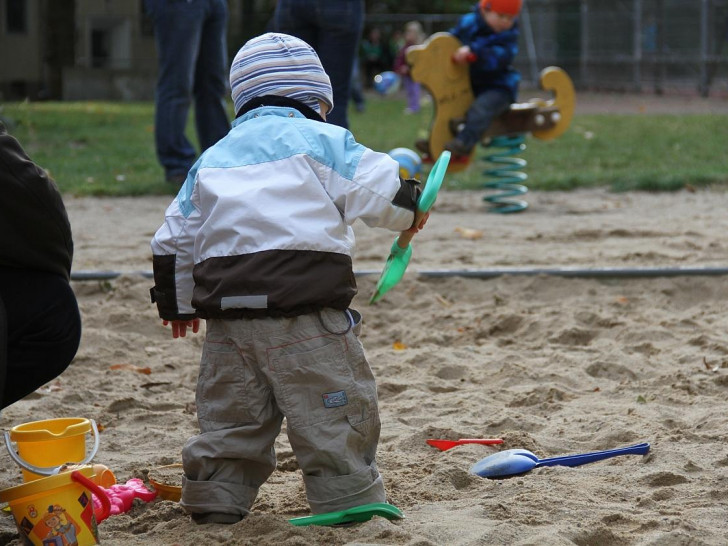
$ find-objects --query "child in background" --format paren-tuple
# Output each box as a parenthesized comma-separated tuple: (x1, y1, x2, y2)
(150, 32, 427, 525)
(444, 0, 522, 156)
(394, 21, 426, 114)
(361, 27, 388, 88)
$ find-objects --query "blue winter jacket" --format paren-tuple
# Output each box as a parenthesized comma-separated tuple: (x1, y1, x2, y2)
(450, 4, 520, 100)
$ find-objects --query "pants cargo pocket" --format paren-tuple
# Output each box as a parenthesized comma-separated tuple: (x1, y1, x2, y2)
(197, 340, 255, 427)
(269, 336, 366, 430)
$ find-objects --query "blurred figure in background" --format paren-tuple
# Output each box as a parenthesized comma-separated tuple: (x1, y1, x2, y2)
(273, 0, 364, 129)
(350, 56, 366, 113)
(393, 21, 426, 114)
(361, 27, 388, 89)
(386, 28, 404, 73)
(445, 0, 522, 157)
(144, 0, 230, 186)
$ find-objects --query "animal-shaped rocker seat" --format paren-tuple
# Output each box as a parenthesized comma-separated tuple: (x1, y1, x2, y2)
(407, 32, 575, 212)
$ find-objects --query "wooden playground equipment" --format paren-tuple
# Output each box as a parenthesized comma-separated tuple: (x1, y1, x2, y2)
(406, 32, 576, 212)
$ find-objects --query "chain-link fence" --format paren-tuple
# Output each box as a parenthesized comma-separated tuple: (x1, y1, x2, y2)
(523, 0, 728, 95)
(368, 0, 728, 96)
(4, 1, 724, 100)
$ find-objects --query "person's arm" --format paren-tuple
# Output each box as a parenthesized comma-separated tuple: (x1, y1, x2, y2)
(319, 130, 422, 232)
(469, 28, 519, 72)
(449, 12, 469, 41)
(0, 122, 73, 279)
(150, 165, 204, 336)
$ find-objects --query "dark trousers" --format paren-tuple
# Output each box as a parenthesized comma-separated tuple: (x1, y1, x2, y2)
(459, 88, 513, 149)
(273, 0, 364, 129)
(0, 269, 81, 409)
(144, 0, 230, 178)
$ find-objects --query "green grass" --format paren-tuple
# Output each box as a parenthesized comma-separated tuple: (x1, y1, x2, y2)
(2, 95, 726, 196)
(2, 101, 166, 196)
(353, 95, 728, 192)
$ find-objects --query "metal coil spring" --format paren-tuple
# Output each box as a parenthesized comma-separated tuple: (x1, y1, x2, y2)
(482, 134, 528, 213)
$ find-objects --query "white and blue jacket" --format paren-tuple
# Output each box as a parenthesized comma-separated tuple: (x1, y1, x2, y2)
(150, 97, 420, 320)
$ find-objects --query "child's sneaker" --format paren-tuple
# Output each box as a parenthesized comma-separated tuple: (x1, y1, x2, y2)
(448, 117, 466, 135)
(443, 138, 472, 156)
(415, 139, 431, 155)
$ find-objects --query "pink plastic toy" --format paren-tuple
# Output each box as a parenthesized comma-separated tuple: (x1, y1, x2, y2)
(92, 478, 157, 522)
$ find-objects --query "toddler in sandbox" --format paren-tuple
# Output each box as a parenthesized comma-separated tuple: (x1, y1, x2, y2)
(150, 32, 427, 524)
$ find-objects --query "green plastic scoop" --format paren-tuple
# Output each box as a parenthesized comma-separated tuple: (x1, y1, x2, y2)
(370, 150, 451, 304)
(288, 502, 404, 527)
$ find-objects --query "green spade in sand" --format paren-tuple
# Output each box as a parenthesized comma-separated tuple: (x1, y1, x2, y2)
(289, 502, 404, 527)
(370, 151, 451, 304)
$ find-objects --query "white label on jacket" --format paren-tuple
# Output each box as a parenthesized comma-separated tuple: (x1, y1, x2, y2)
(220, 295, 268, 309)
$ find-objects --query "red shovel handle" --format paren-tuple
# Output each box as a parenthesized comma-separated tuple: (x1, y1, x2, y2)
(427, 438, 504, 451)
(72, 470, 111, 523)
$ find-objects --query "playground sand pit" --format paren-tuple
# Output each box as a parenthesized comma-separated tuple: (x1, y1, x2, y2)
(3, 86, 728, 544)
(2, 183, 727, 545)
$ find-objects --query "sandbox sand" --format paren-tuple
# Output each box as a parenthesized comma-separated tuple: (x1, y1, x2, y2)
(2, 92, 728, 545)
(2, 185, 727, 546)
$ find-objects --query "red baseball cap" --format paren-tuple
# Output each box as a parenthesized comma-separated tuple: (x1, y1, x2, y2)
(480, 0, 523, 16)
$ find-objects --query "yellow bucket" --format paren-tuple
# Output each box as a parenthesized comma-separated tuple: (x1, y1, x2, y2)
(0, 466, 111, 546)
(4, 418, 100, 482)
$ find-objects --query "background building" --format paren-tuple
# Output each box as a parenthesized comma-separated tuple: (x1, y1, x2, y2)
(1, 0, 727, 101)
(0, 0, 276, 101)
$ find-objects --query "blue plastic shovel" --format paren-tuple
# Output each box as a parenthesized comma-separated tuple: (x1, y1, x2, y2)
(470, 442, 650, 478)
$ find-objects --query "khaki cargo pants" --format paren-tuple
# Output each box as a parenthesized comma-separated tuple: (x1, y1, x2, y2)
(180, 308, 386, 518)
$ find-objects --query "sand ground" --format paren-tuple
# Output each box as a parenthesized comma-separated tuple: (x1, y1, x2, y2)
(1, 92, 727, 545)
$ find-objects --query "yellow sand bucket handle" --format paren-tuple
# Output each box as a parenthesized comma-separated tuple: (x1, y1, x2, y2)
(3, 419, 100, 477)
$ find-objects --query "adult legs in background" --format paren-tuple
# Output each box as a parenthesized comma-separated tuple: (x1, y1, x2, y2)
(350, 57, 366, 113)
(273, 0, 364, 129)
(146, 0, 229, 182)
(0, 269, 81, 409)
(192, 0, 229, 150)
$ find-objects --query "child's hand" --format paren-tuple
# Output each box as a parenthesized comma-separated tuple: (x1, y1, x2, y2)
(405, 210, 429, 235)
(163, 319, 200, 339)
(452, 46, 475, 64)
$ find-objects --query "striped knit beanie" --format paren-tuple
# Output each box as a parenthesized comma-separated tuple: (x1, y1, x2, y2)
(230, 33, 334, 116)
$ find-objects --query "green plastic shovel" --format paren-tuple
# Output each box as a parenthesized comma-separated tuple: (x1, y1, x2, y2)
(370, 150, 451, 304)
(288, 502, 404, 527)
